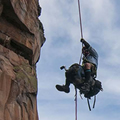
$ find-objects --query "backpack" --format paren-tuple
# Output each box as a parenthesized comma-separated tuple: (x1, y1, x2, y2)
(65, 63, 102, 99)
(61, 63, 103, 111)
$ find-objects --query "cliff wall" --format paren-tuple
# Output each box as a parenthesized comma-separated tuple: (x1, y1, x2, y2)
(0, 0, 45, 120)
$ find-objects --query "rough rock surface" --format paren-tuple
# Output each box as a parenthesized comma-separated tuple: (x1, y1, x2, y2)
(0, 0, 45, 120)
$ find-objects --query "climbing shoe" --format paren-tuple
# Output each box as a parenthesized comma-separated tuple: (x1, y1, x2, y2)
(56, 85, 70, 93)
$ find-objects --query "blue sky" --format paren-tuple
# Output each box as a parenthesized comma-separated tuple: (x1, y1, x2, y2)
(37, 0, 120, 120)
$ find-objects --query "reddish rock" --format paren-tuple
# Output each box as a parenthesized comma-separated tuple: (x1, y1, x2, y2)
(0, 0, 45, 120)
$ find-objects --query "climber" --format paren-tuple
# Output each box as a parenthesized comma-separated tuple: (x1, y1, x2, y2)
(56, 38, 98, 93)
(80, 38, 98, 90)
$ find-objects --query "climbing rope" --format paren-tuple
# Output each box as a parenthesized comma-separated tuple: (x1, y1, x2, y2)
(75, 87, 77, 120)
(75, 0, 84, 120)
(79, 45, 83, 65)
(77, 0, 83, 39)
(78, 0, 83, 65)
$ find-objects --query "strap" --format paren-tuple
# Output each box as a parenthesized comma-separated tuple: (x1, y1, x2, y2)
(87, 98, 91, 111)
(93, 95, 96, 109)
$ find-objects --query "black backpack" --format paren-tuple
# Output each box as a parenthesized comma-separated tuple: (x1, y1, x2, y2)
(64, 63, 102, 98)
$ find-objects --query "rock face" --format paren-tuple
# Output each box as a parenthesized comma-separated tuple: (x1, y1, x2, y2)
(0, 0, 45, 120)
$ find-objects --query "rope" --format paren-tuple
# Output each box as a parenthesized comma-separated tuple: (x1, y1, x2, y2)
(77, 0, 83, 38)
(79, 44, 83, 65)
(75, 87, 77, 120)
(77, 0, 83, 65)
(75, 0, 84, 120)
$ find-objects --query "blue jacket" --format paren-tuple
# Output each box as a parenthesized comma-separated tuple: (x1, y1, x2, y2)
(83, 46, 98, 69)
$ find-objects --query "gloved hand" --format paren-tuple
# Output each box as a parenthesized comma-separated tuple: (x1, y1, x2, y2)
(80, 38, 90, 48)
(81, 38, 86, 43)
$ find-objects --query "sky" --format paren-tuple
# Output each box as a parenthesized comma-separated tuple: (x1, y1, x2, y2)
(37, 0, 120, 120)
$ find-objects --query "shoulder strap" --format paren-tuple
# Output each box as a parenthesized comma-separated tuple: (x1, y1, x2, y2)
(87, 95, 96, 111)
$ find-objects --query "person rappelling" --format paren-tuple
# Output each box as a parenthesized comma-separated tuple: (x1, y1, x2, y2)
(56, 38, 102, 99)
(55, 0, 102, 114)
